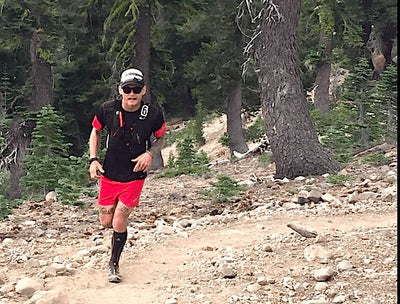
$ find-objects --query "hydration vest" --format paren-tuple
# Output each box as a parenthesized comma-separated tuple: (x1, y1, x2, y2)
(105, 99, 151, 155)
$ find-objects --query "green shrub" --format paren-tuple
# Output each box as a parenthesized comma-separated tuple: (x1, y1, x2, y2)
(258, 151, 272, 166)
(56, 178, 86, 207)
(165, 105, 217, 148)
(311, 103, 357, 164)
(0, 196, 22, 220)
(326, 174, 354, 185)
(0, 171, 11, 198)
(384, 177, 396, 184)
(219, 132, 229, 146)
(160, 137, 210, 177)
(287, 189, 300, 195)
(199, 175, 245, 203)
(246, 116, 265, 141)
(362, 152, 393, 166)
(165, 128, 184, 147)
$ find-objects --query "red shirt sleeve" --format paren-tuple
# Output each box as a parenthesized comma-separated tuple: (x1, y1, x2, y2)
(154, 122, 167, 138)
(92, 115, 103, 131)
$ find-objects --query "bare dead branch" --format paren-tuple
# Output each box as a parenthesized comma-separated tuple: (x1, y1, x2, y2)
(239, 0, 283, 76)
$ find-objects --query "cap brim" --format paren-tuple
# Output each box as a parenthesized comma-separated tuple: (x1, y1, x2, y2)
(121, 80, 144, 87)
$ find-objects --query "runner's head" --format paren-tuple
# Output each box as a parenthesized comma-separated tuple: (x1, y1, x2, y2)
(118, 68, 146, 111)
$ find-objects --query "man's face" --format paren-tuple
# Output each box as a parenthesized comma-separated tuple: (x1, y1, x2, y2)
(119, 85, 146, 110)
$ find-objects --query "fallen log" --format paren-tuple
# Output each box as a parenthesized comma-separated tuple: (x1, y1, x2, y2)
(287, 223, 318, 238)
(353, 143, 394, 157)
(232, 140, 270, 160)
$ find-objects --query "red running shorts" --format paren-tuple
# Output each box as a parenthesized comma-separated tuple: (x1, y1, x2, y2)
(98, 175, 145, 208)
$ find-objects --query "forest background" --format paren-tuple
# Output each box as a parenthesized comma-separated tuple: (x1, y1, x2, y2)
(0, 0, 397, 217)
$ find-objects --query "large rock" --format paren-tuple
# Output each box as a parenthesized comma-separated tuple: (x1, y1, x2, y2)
(15, 278, 43, 296)
(313, 267, 336, 282)
(27, 290, 64, 304)
(304, 245, 333, 262)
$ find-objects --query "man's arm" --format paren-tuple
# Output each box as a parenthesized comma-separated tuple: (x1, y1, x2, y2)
(89, 127, 101, 158)
(88, 127, 104, 179)
(132, 135, 165, 172)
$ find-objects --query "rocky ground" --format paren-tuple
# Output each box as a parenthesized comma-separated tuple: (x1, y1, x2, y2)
(0, 119, 397, 304)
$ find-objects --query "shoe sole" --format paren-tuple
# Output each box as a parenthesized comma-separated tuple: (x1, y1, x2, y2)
(108, 275, 121, 283)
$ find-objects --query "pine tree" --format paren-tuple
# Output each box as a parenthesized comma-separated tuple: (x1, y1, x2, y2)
(371, 65, 398, 144)
(21, 105, 71, 197)
(341, 58, 374, 151)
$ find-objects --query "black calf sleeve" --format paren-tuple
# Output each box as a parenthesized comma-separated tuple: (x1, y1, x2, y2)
(110, 230, 127, 266)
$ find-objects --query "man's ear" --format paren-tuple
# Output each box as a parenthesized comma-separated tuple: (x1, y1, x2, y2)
(142, 86, 147, 95)
(118, 85, 123, 95)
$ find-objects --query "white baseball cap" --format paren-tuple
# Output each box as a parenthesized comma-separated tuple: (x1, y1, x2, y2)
(120, 68, 145, 87)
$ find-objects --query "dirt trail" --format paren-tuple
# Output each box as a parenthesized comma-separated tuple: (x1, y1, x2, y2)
(47, 211, 397, 304)
(1, 119, 397, 304)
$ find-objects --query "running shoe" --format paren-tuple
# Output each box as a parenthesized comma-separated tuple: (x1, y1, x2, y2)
(108, 262, 122, 283)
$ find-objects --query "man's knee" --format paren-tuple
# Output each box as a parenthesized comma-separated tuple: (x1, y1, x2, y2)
(112, 204, 133, 231)
(112, 214, 128, 232)
(99, 215, 113, 228)
(116, 202, 134, 215)
(98, 206, 115, 228)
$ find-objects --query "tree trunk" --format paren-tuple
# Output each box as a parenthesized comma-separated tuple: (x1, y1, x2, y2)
(366, 25, 387, 79)
(314, 31, 332, 113)
(7, 119, 34, 199)
(381, 23, 396, 64)
(256, 0, 340, 179)
(8, 29, 53, 199)
(386, 99, 395, 144)
(227, 80, 248, 155)
(358, 97, 369, 151)
(182, 85, 196, 120)
(132, 5, 151, 104)
(132, 5, 164, 170)
(29, 29, 54, 110)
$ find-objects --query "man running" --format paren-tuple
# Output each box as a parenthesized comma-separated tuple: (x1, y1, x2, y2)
(89, 68, 166, 283)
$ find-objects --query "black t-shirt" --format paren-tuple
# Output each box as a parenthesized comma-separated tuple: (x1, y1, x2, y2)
(92, 99, 166, 182)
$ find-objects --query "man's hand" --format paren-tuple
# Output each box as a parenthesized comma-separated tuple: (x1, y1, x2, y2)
(132, 151, 153, 172)
(89, 161, 105, 179)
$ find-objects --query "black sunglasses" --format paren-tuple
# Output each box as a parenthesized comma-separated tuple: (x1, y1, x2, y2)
(122, 86, 143, 94)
